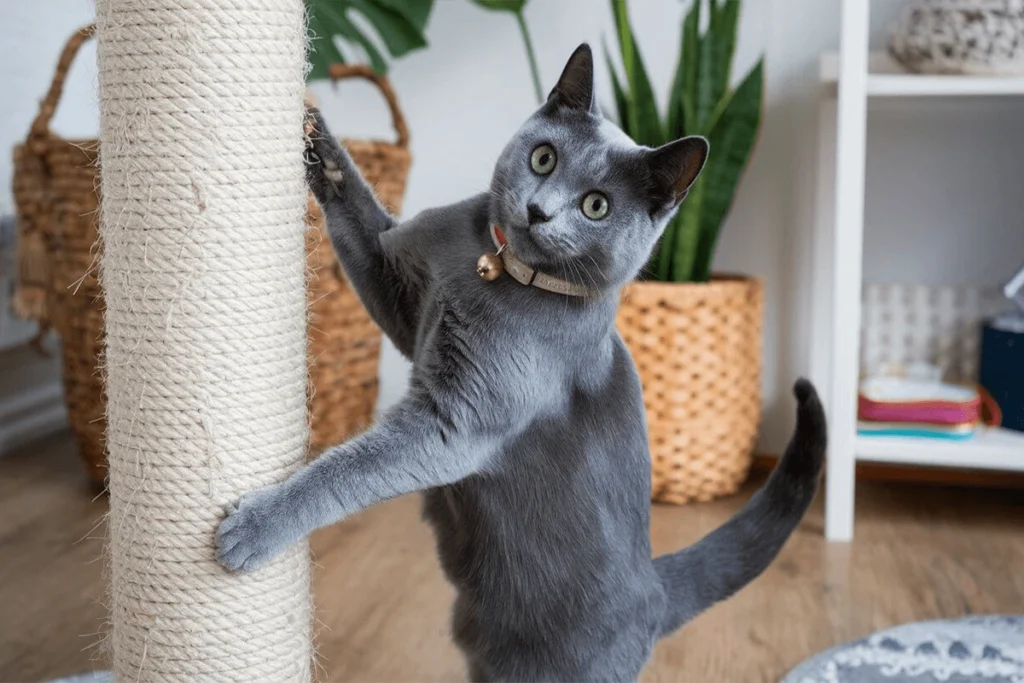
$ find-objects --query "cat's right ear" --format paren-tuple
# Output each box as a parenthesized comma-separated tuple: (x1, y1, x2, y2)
(546, 43, 598, 114)
(643, 136, 710, 213)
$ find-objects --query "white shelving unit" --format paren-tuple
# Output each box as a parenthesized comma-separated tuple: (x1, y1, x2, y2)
(813, 1, 1024, 542)
(820, 51, 1024, 97)
(857, 428, 1024, 471)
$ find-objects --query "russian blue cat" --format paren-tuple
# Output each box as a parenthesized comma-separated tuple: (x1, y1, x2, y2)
(217, 44, 827, 682)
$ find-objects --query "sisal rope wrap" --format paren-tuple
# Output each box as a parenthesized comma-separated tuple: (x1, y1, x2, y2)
(95, 1, 312, 680)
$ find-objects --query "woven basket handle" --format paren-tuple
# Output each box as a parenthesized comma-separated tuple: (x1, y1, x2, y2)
(979, 384, 1003, 427)
(327, 63, 410, 149)
(29, 24, 95, 140)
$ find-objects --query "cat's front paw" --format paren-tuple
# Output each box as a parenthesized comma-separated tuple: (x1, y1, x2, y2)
(304, 108, 346, 204)
(215, 485, 292, 573)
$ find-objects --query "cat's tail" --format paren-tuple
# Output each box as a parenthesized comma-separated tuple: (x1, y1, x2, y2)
(653, 378, 827, 639)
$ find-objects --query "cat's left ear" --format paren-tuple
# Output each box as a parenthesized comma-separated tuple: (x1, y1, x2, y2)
(644, 136, 710, 211)
(546, 43, 599, 114)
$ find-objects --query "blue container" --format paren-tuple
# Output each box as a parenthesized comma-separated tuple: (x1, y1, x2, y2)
(980, 322, 1024, 433)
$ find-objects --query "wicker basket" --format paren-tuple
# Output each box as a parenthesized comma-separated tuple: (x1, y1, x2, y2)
(13, 26, 411, 483)
(13, 26, 105, 481)
(616, 276, 764, 505)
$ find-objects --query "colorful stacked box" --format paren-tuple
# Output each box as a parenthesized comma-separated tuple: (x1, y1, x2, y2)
(857, 376, 990, 440)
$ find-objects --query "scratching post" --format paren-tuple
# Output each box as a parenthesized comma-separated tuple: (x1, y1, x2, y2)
(95, 1, 312, 680)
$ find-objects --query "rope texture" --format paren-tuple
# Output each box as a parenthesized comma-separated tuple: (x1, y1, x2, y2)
(95, 1, 312, 680)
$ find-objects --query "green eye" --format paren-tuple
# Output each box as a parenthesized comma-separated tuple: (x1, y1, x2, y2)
(581, 192, 609, 220)
(531, 144, 556, 175)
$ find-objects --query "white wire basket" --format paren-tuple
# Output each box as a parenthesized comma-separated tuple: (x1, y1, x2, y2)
(890, 0, 1024, 75)
(861, 283, 1006, 382)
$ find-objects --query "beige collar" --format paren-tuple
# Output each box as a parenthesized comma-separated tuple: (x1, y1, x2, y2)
(482, 224, 589, 297)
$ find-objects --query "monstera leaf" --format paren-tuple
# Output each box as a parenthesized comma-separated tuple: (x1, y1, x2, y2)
(306, 0, 435, 80)
(468, 0, 527, 10)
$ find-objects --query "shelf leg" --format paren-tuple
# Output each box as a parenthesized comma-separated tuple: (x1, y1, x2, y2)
(825, 0, 870, 542)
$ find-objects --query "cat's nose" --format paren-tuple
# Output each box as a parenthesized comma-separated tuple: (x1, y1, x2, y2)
(527, 203, 550, 226)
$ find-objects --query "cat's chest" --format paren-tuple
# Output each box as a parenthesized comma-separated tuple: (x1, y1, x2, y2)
(412, 292, 556, 426)
(416, 270, 535, 365)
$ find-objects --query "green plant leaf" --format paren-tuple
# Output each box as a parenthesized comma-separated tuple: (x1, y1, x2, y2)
(691, 58, 763, 281)
(696, 0, 739, 131)
(680, 0, 700, 137)
(305, 0, 434, 79)
(374, 0, 433, 28)
(332, 5, 389, 73)
(667, 2, 698, 139)
(610, 0, 664, 146)
(348, 0, 428, 58)
(307, 12, 347, 81)
(603, 42, 629, 131)
(647, 0, 762, 281)
(658, 0, 701, 279)
(670, 175, 706, 281)
(652, 213, 678, 280)
(467, 0, 528, 12)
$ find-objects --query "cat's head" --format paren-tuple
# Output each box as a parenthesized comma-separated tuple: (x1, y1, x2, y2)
(489, 44, 708, 293)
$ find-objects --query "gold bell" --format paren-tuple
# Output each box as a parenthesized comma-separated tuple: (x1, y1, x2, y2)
(476, 245, 506, 281)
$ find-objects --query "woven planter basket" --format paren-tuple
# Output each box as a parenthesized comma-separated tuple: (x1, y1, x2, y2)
(13, 26, 410, 484)
(616, 276, 764, 504)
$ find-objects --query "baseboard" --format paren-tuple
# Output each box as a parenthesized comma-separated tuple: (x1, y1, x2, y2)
(0, 381, 68, 455)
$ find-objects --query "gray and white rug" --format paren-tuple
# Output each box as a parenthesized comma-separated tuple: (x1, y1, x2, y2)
(783, 616, 1024, 683)
(48, 616, 1024, 683)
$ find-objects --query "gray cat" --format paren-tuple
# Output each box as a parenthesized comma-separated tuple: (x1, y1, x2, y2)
(216, 44, 827, 682)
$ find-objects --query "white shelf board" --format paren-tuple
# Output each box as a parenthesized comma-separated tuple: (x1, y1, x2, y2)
(820, 51, 1024, 97)
(856, 427, 1024, 471)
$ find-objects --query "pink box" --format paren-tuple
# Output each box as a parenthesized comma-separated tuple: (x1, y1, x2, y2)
(858, 377, 982, 426)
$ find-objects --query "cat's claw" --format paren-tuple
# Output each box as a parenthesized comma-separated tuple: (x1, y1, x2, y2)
(215, 488, 286, 573)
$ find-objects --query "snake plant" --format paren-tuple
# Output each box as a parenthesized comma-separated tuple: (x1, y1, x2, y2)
(606, 0, 764, 283)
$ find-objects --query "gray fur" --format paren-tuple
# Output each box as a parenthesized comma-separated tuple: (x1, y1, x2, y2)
(216, 44, 827, 682)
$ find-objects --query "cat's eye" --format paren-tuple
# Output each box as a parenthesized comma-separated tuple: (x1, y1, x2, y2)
(531, 144, 557, 175)
(581, 192, 609, 220)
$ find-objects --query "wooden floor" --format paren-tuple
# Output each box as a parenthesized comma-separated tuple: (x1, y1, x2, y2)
(2, 433, 1023, 682)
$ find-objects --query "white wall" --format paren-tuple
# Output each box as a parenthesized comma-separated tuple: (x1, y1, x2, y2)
(3, 1, 1022, 454)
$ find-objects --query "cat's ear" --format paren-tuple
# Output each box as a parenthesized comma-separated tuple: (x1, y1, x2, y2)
(547, 43, 598, 113)
(644, 136, 710, 211)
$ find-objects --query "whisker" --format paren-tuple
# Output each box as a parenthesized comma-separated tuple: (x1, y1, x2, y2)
(583, 251, 605, 277)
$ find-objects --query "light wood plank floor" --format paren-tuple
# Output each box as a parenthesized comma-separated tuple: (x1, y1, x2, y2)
(2, 432, 1022, 682)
